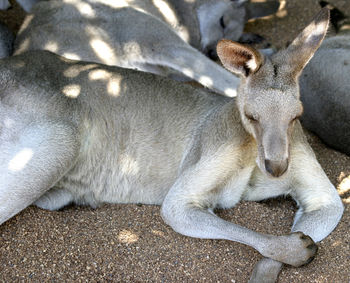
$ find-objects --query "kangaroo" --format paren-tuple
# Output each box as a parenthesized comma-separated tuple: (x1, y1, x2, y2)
(14, 0, 279, 97)
(299, 3, 350, 156)
(0, 8, 343, 283)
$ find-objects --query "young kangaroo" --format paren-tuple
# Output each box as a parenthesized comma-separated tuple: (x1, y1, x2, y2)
(14, 0, 279, 97)
(0, 8, 343, 283)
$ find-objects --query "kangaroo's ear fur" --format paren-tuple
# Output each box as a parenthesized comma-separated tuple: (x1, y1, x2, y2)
(282, 7, 330, 77)
(217, 40, 263, 77)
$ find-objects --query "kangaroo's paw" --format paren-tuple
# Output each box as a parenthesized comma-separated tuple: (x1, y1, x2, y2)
(262, 232, 318, 267)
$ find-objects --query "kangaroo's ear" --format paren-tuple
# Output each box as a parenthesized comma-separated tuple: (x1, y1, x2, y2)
(217, 39, 263, 77)
(283, 7, 330, 77)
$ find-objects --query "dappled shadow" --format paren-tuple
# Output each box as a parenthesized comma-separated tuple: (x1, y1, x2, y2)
(14, 0, 196, 71)
(1, 49, 220, 212)
(337, 171, 350, 204)
(13, 0, 279, 96)
(118, 229, 139, 244)
(8, 148, 33, 172)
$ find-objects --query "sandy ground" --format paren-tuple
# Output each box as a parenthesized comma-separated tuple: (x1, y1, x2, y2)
(0, 0, 349, 282)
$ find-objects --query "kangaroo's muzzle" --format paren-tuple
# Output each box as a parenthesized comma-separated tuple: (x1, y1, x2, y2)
(264, 159, 289, 177)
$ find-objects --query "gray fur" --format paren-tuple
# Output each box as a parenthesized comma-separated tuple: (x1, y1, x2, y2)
(0, 0, 10, 10)
(14, 0, 279, 97)
(0, 8, 343, 283)
(0, 0, 41, 12)
(300, 31, 350, 155)
(0, 21, 13, 58)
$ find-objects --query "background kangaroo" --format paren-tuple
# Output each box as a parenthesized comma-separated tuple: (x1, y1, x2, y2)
(0, 8, 343, 283)
(299, 2, 350, 155)
(13, 0, 279, 97)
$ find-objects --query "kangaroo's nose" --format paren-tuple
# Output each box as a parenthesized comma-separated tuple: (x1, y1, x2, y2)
(264, 159, 288, 177)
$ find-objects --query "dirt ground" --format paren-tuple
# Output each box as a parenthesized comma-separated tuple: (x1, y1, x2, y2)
(0, 0, 349, 282)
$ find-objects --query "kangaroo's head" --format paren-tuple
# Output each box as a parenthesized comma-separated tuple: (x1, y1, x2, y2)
(217, 8, 329, 178)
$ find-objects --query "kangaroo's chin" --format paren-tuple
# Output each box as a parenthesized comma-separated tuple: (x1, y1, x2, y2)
(264, 168, 288, 178)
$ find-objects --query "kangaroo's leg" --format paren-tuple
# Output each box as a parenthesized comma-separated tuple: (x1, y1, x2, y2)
(161, 147, 317, 267)
(249, 144, 344, 283)
(34, 187, 74, 211)
(0, 119, 79, 225)
(107, 10, 240, 97)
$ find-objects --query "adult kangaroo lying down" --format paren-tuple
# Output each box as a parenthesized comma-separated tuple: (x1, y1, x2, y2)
(14, 0, 279, 97)
(1, 8, 343, 283)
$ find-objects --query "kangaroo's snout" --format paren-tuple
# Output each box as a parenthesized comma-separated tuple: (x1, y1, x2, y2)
(259, 126, 290, 178)
(264, 159, 288, 177)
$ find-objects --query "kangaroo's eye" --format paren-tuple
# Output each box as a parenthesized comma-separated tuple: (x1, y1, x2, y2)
(290, 115, 300, 125)
(245, 114, 257, 122)
(220, 16, 226, 29)
(292, 115, 301, 122)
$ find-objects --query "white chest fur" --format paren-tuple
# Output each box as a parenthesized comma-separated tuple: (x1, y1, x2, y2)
(216, 165, 256, 209)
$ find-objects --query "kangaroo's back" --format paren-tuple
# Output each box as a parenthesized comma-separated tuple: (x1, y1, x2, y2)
(15, 1, 185, 63)
(0, 50, 231, 205)
(3, 50, 223, 117)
